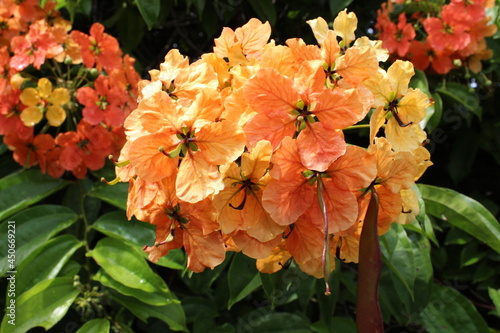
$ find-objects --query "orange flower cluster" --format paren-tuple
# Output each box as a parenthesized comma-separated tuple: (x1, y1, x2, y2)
(0, 0, 139, 178)
(117, 11, 432, 280)
(376, 0, 497, 74)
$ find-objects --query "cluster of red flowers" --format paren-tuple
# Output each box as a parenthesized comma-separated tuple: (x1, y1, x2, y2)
(376, 0, 497, 74)
(116, 11, 432, 288)
(0, 0, 139, 178)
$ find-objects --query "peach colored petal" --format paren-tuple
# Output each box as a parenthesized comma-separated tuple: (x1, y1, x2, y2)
(176, 152, 223, 203)
(262, 178, 314, 226)
(244, 67, 299, 118)
(128, 132, 179, 182)
(235, 18, 271, 59)
(321, 30, 340, 67)
(196, 120, 246, 166)
(313, 88, 366, 130)
(232, 231, 281, 259)
(268, 136, 307, 181)
(297, 123, 346, 172)
(240, 139, 272, 179)
(260, 44, 296, 76)
(242, 189, 285, 242)
(244, 113, 295, 150)
(335, 46, 378, 85)
(183, 228, 226, 272)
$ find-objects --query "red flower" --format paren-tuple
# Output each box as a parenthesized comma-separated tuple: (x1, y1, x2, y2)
(70, 23, 122, 71)
(423, 17, 470, 53)
(76, 74, 128, 127)
(377, 12, 415, 57)
(56, 121, 112, 178)
(4, 133, 54, 169)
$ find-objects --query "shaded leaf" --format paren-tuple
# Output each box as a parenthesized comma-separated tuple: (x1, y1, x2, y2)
(87, 182, 128, 210)
(92, 211, 185, 269)
(228, 252, 262, 309)
(16, 235, 82, 295)
(76, 318, 110, 333)
(248, 0, 276, 25)
(0, 205, 78, 275)
(134, 0, 160, 29)
(0, 169, 68, 220)
(418, 283, 489, 332)
(418, 184, 500, 254)
(237, 312, 310, 333)
(436, 82, 482, 120)
(0, 277, 79, 333)
(110, 290, 187, 332)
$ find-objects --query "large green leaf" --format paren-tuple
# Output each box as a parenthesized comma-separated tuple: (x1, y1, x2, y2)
(0, 205, 78, 275)
(87, 182, 128, 210)
(418, 184, 500, 254)
(436, 82, 482, 120)
(88, 237, 168, 293)
(248, 0, 277, 25)
(0, 277, 79, 333)
(110, 290, 187, 332)
(418, 283, 489, 332)
(227, 252, 262, 309)
(0, 169, 68, 220)
(380, 223, 416, 300)
(94, 269, 176, 306)
(16, 234, 83, 295)
(91, 211, 185, 269)
(134, 0, 160, 29)
(488, 288, 500, 317)
(76, 318, 110, 333)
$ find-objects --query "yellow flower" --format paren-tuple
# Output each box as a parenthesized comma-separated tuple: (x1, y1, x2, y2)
(19, 78, 70, 127)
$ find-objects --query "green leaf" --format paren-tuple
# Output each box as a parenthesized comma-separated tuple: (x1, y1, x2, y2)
(488, 288, 500, 317)
(418, 184, 500, 254)
(237, 312, 310, 333)
(92, 211, 185, 269)
(0, 205, 78, 275)
(460, 242, 488, 267)
(88, 237, 167, 293)
(182, 252, 232, 294)
(92, 211, 155, 246)
(0, 169, 68, 220)
(87, 182, 128, 210)
(436, 82, 482, 120)
(329, 0, 354, 17)
(0, 277, 79, 333)
(94, 269, 176, 306)
(16, 234, 83, 295)
(380, 224, 416, 301)
(227, 252, 262, 309)
(110, 290, 187, 332)
(134, 0, 160, 29)
(418, 283, 489, 332)
(248, 0, 277, 25)
(76, 318, 110, 333)
(447, 133, 479, 184)
(426, 92, 443, 133)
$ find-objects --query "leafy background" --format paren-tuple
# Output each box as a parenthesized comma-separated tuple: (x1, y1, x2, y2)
(1, 0, 500, 332)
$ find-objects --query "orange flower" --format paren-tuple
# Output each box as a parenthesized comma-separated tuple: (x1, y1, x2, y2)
(143, 172, 226, 273)
(262, 137, 376, 235)
(128, 89, 246, 203)
(213, 140, 285, 242)
(244, 64, 366, 171)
